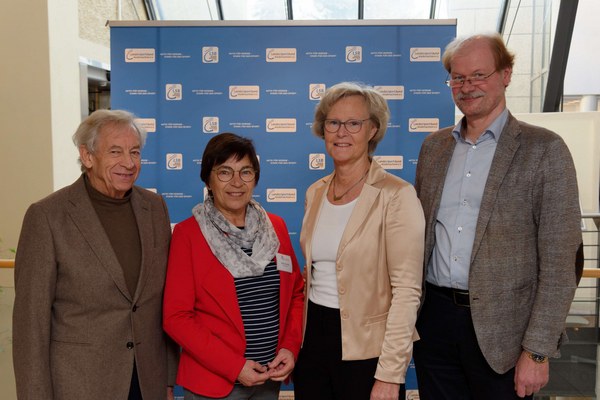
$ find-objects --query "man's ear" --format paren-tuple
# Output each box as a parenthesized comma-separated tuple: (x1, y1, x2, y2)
(502, 67, 513, 88)
(79, 145, 93, 169)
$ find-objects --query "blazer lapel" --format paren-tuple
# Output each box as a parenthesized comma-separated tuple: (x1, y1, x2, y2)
(422, 135, 456, 261)
(470, 115, 521, 263)
(301, 175, 331, 277)
(131, 189, 153, 302)
(204, 263, 245, 337)
(66, 176, 132, 301)
(337, 162, 384, 256)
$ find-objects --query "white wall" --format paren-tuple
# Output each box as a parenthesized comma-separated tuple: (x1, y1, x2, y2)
(515, 112, 600, 214)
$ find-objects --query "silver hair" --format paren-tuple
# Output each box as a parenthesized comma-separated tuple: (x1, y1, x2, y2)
(72, 109, 147, 172)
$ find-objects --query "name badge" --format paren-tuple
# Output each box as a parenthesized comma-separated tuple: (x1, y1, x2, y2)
(276, 253, 293, 273)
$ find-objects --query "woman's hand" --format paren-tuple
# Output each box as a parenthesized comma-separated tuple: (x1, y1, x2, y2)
(237, 360, 270, 386)
(370, 380, 400, 400)
(267, 348, 295, 381)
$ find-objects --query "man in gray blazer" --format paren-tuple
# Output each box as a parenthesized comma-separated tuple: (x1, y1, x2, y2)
(413, 33, 582, 399)
(13, 110, 178, 399)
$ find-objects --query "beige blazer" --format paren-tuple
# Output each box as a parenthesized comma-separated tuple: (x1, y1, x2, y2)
(13, 176, 178, 399)
(300, 160, 425, 384)
(415, 113, 582, 373)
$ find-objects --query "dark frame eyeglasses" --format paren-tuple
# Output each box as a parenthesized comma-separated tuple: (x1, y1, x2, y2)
(212, 167, 256, 182)
(445, 70, 497, 88)
(323, 118, 371, 134)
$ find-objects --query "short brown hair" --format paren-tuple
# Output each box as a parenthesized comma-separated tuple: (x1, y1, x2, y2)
(442, 33, 515, 73)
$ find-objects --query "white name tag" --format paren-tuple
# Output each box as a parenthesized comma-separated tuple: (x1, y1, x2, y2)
(276, 253, 293, 273)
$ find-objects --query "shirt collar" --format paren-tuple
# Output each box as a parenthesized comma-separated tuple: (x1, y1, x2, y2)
(451, 108, 509, 144)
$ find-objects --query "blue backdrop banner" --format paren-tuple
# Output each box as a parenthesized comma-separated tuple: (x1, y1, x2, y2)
(110, 20, 456, 397)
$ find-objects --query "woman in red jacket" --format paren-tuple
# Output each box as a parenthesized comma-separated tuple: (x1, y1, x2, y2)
(163, 133, 304, 400)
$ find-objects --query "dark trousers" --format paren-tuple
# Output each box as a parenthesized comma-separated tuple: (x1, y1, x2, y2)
(129, 361, 143, 400)
(413, 283, 532, 400)
(294, 300, 405, 400)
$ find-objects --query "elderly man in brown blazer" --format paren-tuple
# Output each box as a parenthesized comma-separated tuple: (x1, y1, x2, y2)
(413, 33, 582, 399)
(13, 110, 178, 399)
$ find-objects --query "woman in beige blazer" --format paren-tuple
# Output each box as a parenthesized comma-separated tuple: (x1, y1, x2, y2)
(294, 82, 425, 400)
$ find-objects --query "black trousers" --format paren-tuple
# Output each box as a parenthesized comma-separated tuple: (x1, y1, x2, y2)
(128, 361, 143, 400)
(413, 283, 533, 400)
(294, 300, 405, 400)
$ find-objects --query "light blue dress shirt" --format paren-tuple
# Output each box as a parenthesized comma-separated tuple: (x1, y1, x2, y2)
(427, 109, 509, 290)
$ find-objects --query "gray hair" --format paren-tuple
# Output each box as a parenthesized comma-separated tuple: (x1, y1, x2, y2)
(313, 82, 390, 155)
(72, 109, 146, 172)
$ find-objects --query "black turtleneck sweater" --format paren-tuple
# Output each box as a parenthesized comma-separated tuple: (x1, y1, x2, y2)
(84, 176, 142, 297)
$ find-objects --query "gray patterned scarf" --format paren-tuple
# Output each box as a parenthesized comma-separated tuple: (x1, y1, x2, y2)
(193, 197, 280, 278)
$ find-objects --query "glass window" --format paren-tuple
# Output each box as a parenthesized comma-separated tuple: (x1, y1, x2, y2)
(293, 0, 358, 20)
(364, 0, 430, 19)
(151, 0, 219, 20)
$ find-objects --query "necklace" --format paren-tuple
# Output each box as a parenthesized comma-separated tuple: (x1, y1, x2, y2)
(332, 169, 369, 201)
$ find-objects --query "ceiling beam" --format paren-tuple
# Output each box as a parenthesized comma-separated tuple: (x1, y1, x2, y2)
(496, 0, 511, 33)
(215, 0, 224, 20)
(543, 0, 578, 112)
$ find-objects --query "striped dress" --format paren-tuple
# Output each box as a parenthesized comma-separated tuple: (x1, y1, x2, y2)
(234, 247, 281, 371)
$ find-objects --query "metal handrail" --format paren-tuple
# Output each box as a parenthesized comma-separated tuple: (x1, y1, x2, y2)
(1, 261, 599, 275)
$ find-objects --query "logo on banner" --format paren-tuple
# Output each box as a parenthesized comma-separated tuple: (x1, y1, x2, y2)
(409, 118, 439, 132)
(125, 48, 155, 63)
(346, 46, 362, 63)
(373, 155, 403, 170)
(134, 118, 156, 133)
(309, 154, 326, 170)
(410, 47, 441, 62)
(166, 153, 183, 170)
(309, 84, 326, 101)
(266, 189, 297, 203)
(266, 48, 297, 62)
(202, 47, 219, 63)
(203, 117, 219, 133)
(266, 118, 296, 133)
(374, 85, 405, 100)
(166, 84, 182, 101)
(229, 86, 260, 100)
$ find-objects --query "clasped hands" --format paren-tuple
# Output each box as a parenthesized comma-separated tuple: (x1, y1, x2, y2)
(237, 348, 295, 386)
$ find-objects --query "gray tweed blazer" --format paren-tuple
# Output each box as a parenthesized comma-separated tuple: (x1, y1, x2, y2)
(415, 112, 582, 373)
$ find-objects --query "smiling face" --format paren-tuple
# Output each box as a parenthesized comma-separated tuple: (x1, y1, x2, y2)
(450, 38, 512, 124)
(208, 155, 256, 226)
(79, 123, 141, 199)
(324, 95, 377, 167)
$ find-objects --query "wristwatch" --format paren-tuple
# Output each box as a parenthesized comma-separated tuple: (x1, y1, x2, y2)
(527, 351, 548, 364)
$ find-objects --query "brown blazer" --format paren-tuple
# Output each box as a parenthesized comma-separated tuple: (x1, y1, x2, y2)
(415, 113, 582, 373)
(300, 160, 425, 384)
(13, 175, 178, 399)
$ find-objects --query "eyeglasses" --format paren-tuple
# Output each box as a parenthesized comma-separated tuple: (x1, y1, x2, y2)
(213, 167, 256, 182)
(324, 118, 371, 134)
(445, 70, 497, 88)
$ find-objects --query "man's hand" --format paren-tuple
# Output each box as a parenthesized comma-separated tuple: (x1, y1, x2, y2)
(370, 379, 400, 400)
(237, 360, 270, 386)
(267, 348, 295, 381)
(167, 386, 174, 400)
(514, 351, 549, 397)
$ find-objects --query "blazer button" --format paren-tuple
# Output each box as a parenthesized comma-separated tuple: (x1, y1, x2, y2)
(341, 310, 349, 319)
(336, 263, 342, 271)
(338, 286, 346, 294)
(132, 305, 138, 312)
(126, 342, 134, 350)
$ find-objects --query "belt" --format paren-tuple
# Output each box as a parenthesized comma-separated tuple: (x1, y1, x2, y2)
(426, 282, 470, 307)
